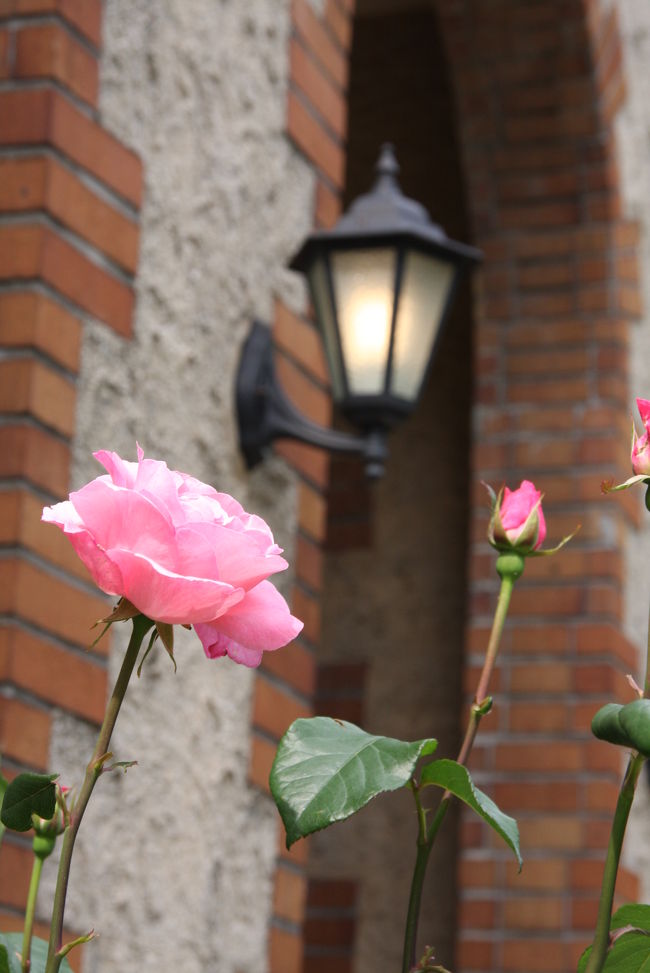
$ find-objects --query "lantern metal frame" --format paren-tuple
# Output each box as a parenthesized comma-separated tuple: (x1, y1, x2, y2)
(236, 145, 481, 479)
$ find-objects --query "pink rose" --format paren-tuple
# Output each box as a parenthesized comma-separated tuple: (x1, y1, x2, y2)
(499, 480, 546, 551)
(42, 447, 302, 667)
(632, 398, 650, 476)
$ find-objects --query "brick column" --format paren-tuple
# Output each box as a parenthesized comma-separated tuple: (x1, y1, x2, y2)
(435, 0, 641, 970)
(0, 0, 142, 951)
(244, 2, 356, 972)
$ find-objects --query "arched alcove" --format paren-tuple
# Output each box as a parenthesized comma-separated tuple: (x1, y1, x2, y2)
(304, 4, 474, 970)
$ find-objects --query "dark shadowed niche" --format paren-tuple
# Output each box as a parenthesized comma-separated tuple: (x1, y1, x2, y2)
(304, 3, 474, 971)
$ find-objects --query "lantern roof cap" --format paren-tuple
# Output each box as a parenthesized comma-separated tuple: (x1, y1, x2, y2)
(289, 144, 482, 271)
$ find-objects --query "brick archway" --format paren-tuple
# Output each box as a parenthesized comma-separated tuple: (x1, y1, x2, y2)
(434, 1, 641, 969)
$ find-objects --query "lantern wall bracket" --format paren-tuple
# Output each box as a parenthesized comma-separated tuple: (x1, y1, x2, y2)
(236, 320, 388, 479)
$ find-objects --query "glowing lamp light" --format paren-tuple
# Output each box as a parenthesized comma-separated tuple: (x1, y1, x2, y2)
(236, 144, 481, 479)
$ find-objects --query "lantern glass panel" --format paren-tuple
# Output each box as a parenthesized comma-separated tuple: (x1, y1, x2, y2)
(309, 256, 345, 399)
(331, 248, 396, 395)
(390, 250, 455, 400)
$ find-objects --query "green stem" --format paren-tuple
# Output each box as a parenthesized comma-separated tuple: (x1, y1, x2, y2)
(643, 596, 650, 699)
(401, 556, 522, 972)
(583, 752, 644, 973)
(22, 854, 44, 973)
(44, 615, 153, 973)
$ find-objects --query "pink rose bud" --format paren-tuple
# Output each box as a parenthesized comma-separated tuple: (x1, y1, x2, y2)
(631, 398, 650, 476)
(489, 480, 546, 553)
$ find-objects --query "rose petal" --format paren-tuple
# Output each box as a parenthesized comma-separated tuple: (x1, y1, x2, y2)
(94, 450, 139, 488)
(637, 398, 650, 430)
(42, 503, 124, 594)
(70, 479, 178, 568)
(176, 521, 287, 590)
(107, 549, 245, 624)
(194, 580, 303, 665)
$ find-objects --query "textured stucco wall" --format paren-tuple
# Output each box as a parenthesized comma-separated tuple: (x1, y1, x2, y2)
(41, 3, 314, 971)
(614, 0, 650, 897)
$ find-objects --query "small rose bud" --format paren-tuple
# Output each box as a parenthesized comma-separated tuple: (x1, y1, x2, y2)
(488, 480, 546, 553)
(631, 397, 650, 475)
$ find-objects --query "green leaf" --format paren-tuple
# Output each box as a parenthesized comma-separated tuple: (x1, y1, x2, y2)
(612, 905, 650, 933)
(592, 704, 634, 748)
(578, 932, 650, 972)
(0, 935, 22, 973)
(619, 700, 650, 757)
(420, 759, 522, 869)
(0, 935, 73, 973)
(270, 717, 437, 848)
(0, 767, 8, 844)
(577, 906, 650, 972)
(0, 773, 58, 832)
(0, 943, 13, 973)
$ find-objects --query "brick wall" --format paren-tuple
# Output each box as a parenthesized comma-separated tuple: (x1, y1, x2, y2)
(0, 0, 142, 956)
(433, 0, 641, 969)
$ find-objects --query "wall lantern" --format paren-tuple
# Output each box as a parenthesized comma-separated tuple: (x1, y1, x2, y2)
(236, 144, 481, 479)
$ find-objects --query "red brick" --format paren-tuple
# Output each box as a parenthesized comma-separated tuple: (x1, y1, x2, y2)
(248, 732, 275, 792)
(287, 90, 345, 188)
(315, 177, 342, 228)
(298, 482, 327, 541)
(269, 925, 303, 973)
(290, 37, 346, 138)
(252, 675, 311, 740)
(14, 23, 98, 105)
(0, 841, 32, 909)
(0, 695, 51, 767)
(307, 878, 357, 908)
(0, 28, 10, 78)
(0, 423, 69, 496)
(0, 0, 102, 47)
(0, 557, 108, 648)
(291, 0, 347, 89)
(324, 0, 352, 51)
(273, 865, 307, 924)
(0, 156, 139, 273)
(276, 352, 332, 427)
(274, 439, 330, 489)
(0, 626, 107, 722)
(303, 915, 355, 946)
(0, 358, 75, 436)
(274, 300, 329, 385)
(495, 742, 583, 773)
(291, 585, 320, 644)
(0, 291, 81, 372)
(260, 638, 315, 696)
(0, 223, 134, 335)
(0, 89, 142, 207)
(458, 898, 495, 928)
(503, 939, 571, 972)
(503, 896, 563, 929)
(295, 533, 324, 591)
(505, 858, 566, 890)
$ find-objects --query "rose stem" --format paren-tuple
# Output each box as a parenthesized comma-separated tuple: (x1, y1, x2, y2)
(45, 614, 154, 973)
(583, 597, 650, 973)
(583, 752, 644, 973)
(401, 552, 523, 973)
(22, 853, 44, 973)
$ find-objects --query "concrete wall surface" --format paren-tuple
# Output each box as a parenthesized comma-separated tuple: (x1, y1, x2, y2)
(39, 3, 311, 970)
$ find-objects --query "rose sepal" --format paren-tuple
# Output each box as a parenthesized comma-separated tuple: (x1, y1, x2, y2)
(601, 474, 650, 494)
(524, 524, 580, 558)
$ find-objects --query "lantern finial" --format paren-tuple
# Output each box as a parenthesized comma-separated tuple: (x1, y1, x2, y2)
(375, 143, 400, 189)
